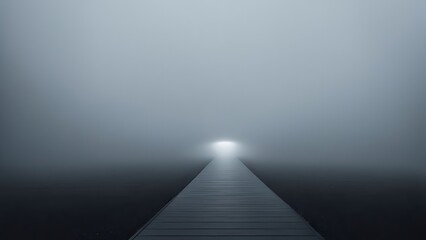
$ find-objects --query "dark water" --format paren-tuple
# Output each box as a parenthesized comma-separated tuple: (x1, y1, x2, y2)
(244, 160, 426, 240)
(1, 159, 425, 240)
(0, 161, 207, 240)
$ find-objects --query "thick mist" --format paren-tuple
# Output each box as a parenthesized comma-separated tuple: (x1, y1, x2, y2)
(1, 1, 425, 239)
(2, 0, 425, 180)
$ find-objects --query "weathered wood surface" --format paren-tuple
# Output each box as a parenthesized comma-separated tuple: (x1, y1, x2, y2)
(131, 158, 323, 240)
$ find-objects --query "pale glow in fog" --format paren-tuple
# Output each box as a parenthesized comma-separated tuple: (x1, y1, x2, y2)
(212, 141, 238, 158)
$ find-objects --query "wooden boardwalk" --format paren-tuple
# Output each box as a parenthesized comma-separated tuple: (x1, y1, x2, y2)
(131, 158, 323, 240)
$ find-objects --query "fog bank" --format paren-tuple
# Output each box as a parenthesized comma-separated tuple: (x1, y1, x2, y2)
(1, 0, 425, 183)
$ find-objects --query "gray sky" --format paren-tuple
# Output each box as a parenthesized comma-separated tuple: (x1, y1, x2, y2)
(1, 0, 425, 180)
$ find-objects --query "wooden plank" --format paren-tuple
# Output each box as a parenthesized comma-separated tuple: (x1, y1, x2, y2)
(140, 229, 314, 235)
(137, 237, 320, 240)
(131, 159, 322, 240)
(152, 217, 304, 223)
(146, 222, 308, 229)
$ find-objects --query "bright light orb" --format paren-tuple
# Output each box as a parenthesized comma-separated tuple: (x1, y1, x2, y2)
(212, 141, 237, 158)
